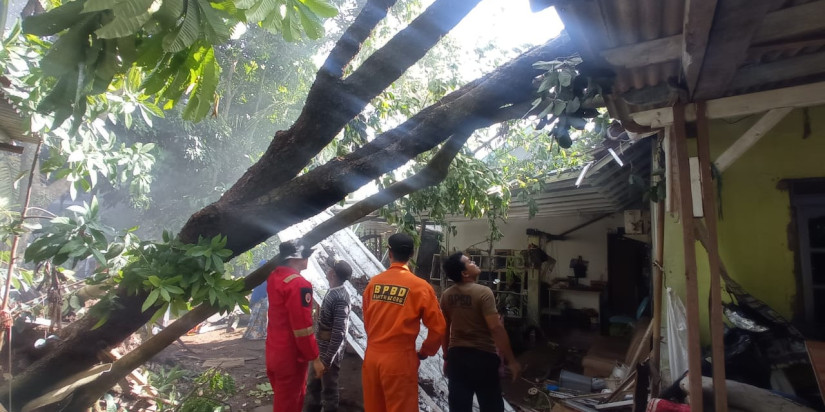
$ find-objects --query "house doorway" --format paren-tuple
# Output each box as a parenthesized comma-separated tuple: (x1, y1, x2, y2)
(606, 233, 650, 321)
(793, 192, 825, 336)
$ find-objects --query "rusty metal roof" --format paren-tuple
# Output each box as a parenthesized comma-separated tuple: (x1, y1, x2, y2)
(0, 90, 38, 147)
(547, 0, 825, 124)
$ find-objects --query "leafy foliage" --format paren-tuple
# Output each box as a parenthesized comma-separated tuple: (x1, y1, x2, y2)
(22, 197, 246, 327)
(0, 26, 159, 207)
(20, 0, 338, 126)
(530, 56, 604, 149)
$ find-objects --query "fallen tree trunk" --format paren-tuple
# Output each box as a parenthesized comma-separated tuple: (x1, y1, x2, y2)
(1, 7, 574, 408)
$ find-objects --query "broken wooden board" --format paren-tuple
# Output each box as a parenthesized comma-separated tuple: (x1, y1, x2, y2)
(805, 340, 825, 405)
(201, 357, 246, 368)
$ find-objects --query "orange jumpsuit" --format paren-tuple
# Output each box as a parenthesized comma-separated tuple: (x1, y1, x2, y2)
(266, 266, 319, 412)
(362, 262, 446, 412)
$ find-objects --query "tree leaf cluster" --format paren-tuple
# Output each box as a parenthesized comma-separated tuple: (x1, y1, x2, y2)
(118, 231, 246, 322)
(530, 56, 603, 149)
(20, 0, 338, 126)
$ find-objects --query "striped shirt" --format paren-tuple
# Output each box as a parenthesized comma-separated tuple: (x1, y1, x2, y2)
(317, 285, 351, 366)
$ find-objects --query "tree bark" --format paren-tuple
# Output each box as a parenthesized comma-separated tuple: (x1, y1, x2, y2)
(2, 21, 573, 411)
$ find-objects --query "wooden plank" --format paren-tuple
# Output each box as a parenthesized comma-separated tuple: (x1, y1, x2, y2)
(650, 141, 666, 396)
(714, 107, 792, 172)
(601, 35, 681, 68)
(0, 142, 23, 154)
(689, 157, 703, 217)
(682, 0, 719, 97)
(730, 51, 825, 92)
(202, 357, 245, 368)
(671, 103, 704, 411)
(752, 0, 825, 45)
(596, 400, 634, 410)
(806, 340, 825, 405)
(693, 0, 779, 100)
(632, 361, 650, 412)
(695, 101, 728, 412)
(630, 81, 825, 127)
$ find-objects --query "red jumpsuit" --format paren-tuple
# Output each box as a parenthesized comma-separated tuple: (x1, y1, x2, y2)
(362, 263, 446, 412)
(266, 266, 319, 412)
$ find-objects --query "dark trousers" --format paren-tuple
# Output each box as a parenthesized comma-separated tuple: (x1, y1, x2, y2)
(446, 347, 504, 412)
(304, 362, 341, 412)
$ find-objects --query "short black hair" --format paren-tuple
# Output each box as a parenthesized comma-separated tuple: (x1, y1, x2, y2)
(442, 252, 467, 283)
(388, 233, 414, 262)
(278, 240, 314, 260)
(332, 260, 353, 282)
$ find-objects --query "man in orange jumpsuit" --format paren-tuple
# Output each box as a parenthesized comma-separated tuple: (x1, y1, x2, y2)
(266, 240, 326, 412)
(362, 233, 446, 412)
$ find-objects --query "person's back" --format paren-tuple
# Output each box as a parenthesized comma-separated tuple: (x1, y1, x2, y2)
(361, 233, 445, 412)
(306, 260, 353, 412)
(440, 282, 497, 353)
(363, 265, 441, 352)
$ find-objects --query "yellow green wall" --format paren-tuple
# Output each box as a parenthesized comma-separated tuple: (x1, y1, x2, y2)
(663, 106, 825, 342)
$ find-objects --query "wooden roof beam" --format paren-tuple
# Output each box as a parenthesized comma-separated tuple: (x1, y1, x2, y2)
(730, 50, 825, 92)
(681, 0, 719, 97)
(693, 0, 781, 100)
(630, 81, 825, 127)
(752, 0, 825, 45)
(714, 107, 792, 173)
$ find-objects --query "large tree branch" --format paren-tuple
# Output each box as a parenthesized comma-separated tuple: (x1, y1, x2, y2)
(183, 34, 574, 253)
(321, 0, 398, 78)
(62, 129, 475, 409)
(220, 0, 484, 205)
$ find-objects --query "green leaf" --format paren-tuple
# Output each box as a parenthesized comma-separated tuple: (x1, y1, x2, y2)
(163, 0, 201, 52)
(91, 313, 110, 329)
(22, 1, 84, 36)
(149, 302, 169, 324)
(300, 0, 337, 18)
(142, 288, 160, 311)
(558, 70, 573, 87)
(83, 0, 124, 13)
(245, 0, 279, 24)
(198, 0, 232, 44)
(182, 46, 219, 121)
(295, 1, 323, 39)
(96, 0, 155, 39)
(165, 285, 184, 294)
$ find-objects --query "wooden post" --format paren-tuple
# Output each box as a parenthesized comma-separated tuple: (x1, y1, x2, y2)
(671, 103, 704, 410)
(650, 136, 666, 396)
(695, 101, 729, 412)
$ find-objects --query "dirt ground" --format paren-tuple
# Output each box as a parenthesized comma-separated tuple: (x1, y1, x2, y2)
(151, 324, 586, 412)
(153, 327, 366, 412)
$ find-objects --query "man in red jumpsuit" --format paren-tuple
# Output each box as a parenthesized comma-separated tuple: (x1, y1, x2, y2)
(362, 233, 446, 412)
(266, 240, 326, 412)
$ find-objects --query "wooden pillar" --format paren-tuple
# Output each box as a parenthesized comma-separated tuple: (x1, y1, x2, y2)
(695, 101, 728, 412)
(650, 135, 666, 397)
(671, 103, 704, 410)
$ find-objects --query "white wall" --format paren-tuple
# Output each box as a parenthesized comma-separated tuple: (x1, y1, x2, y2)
(446, 213, 625, 286)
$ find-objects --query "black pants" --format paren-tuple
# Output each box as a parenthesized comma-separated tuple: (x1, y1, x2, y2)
(446, 347, 504, 412)
(304, 362, 340, 412)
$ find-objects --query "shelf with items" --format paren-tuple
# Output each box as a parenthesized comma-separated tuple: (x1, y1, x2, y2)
(468, 250, 528, 318)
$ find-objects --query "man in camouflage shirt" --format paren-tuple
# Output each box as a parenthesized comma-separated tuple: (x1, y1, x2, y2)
(305, 260, 353, 412)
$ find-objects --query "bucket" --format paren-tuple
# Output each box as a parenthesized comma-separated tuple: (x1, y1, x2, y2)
(558, 370, 592, 393)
